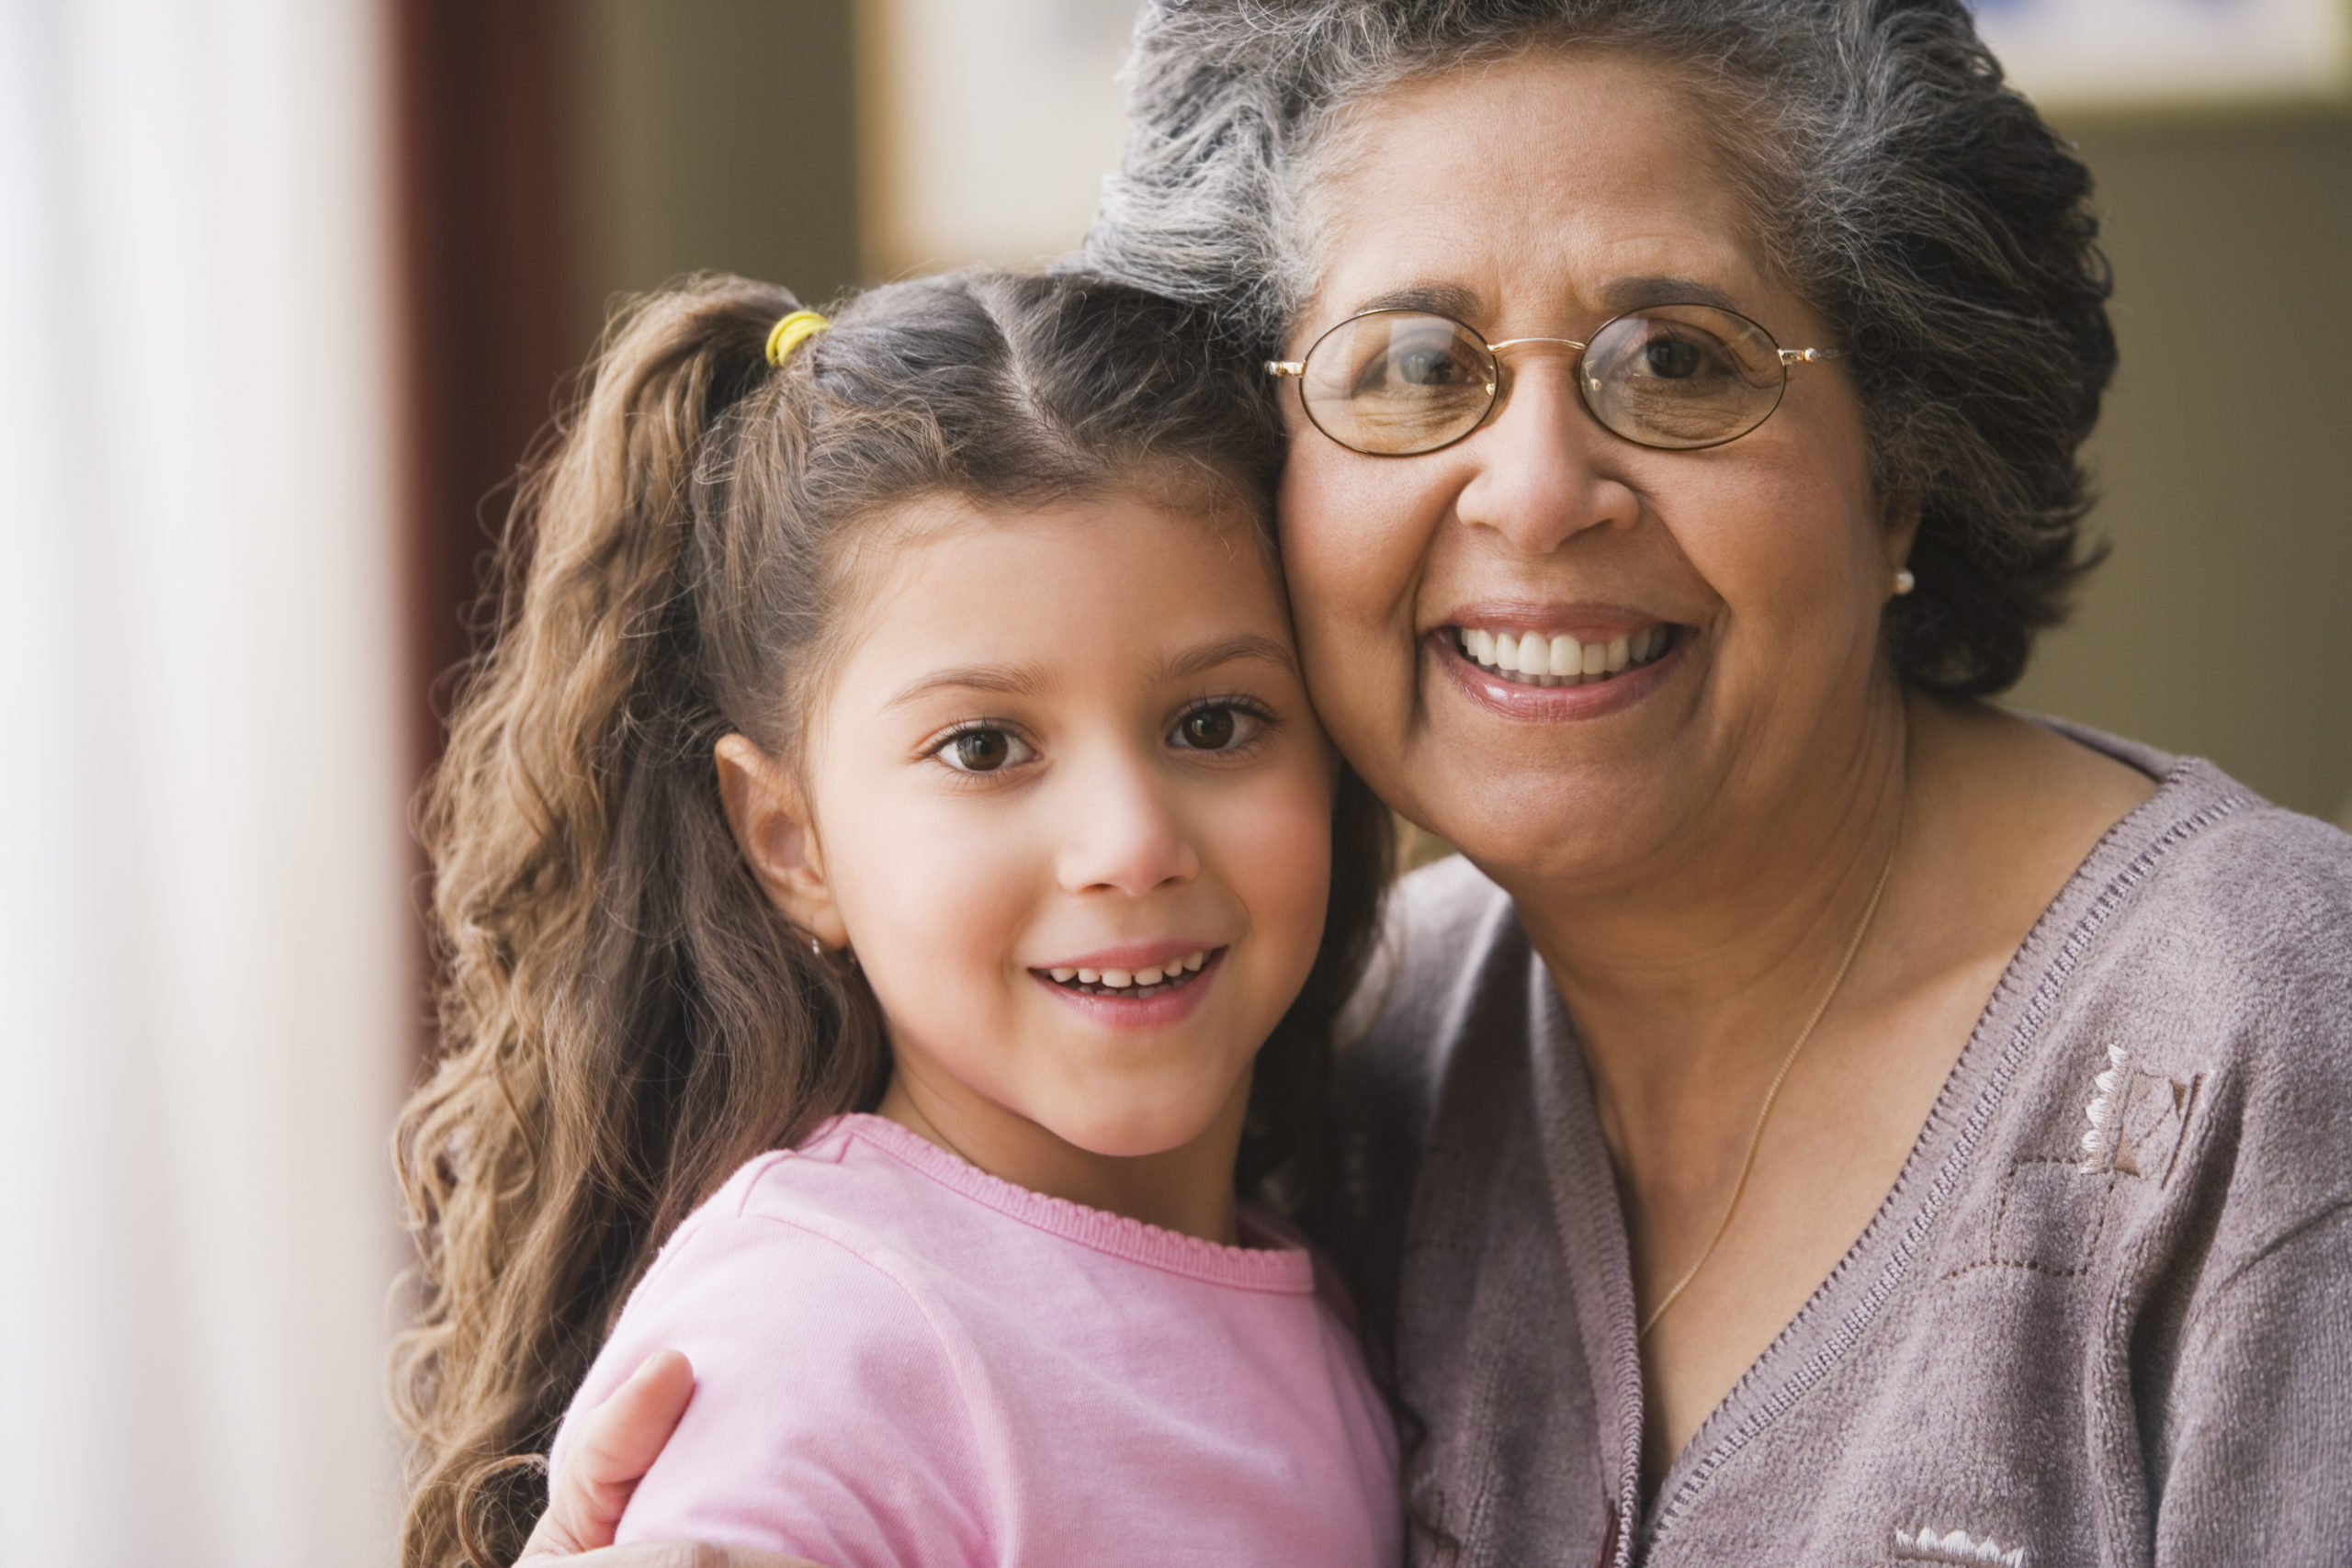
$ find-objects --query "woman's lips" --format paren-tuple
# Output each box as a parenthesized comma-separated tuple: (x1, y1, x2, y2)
(1428, 624, 1683, 718)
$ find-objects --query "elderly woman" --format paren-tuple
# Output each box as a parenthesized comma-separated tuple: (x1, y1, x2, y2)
(526, 2, 2351, 1564)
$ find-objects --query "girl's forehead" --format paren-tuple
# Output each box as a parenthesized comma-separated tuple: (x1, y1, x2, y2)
(842, 491, 1294, 661)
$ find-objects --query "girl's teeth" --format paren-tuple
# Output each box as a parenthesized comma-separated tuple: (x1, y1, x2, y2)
(1046, 950, 1213, 995)
(1454, 624, 1671, 686)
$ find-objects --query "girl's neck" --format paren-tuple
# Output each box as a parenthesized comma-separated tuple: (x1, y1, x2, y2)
(876, 1070, 1250, 1246)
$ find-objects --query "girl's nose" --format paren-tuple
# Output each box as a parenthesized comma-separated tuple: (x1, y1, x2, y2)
(1055, 755, 1200, 897)
(1453, 361, 1643, 555)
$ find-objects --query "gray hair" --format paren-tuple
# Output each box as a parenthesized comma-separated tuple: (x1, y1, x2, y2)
(1082, 0, 2117, 695)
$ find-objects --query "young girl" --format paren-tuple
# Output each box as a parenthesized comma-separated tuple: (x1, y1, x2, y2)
(392, 270, 1398, 1568)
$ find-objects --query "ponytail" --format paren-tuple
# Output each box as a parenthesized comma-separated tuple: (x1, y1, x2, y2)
(392, 277, 884, 1568)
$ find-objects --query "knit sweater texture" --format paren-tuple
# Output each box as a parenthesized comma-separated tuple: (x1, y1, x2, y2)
(1322, 728, 2352, 1567)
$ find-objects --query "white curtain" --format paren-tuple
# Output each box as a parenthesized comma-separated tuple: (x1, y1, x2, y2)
(0, 1, 410, 1563)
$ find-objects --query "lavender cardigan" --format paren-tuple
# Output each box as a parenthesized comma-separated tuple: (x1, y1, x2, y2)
(1322, 728, 2352, 1567)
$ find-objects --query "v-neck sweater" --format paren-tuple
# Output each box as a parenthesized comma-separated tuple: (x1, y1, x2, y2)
(1318, 727, 2352, 1567)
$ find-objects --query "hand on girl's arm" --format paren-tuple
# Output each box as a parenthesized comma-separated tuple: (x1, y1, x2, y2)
(514, 1350, 820, 1568)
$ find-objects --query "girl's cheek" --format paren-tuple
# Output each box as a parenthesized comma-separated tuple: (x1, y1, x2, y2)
(1223, 761, 1337, 968)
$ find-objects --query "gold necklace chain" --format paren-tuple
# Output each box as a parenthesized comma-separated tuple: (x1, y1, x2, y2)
(1636, 806, 1905, 1342)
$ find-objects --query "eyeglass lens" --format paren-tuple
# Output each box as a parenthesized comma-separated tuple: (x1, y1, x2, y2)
(1296, 304, 1792, 456)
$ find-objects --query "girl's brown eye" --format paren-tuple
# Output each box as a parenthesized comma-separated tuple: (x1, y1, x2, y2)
(948, 729, 1014, 772)
(1176, 706, 1238, 750)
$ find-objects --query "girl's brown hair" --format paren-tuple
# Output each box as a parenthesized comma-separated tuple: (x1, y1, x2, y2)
(390, 269, 1392, 1568)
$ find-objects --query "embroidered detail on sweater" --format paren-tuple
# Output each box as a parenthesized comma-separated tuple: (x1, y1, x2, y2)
(2079, 1041, 2128, 1169)
(2110, 1071, 2201, 1184)
(1892, 1524, 2026, 1565)
(2080, 1041, 2202, 1183)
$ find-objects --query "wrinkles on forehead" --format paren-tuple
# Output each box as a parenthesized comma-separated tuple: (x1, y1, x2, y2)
(1287, 44, 1789, 344)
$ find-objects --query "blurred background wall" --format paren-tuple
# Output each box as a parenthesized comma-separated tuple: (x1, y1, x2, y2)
(499, 0, 2352, 823)
(1, 2, 2343, 1564)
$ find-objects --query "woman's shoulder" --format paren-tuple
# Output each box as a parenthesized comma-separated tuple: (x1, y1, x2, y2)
(2017, 746, 2352, 1288)
(1357, 852, 1528, 1025)
(2072, 744, 2352, 1030)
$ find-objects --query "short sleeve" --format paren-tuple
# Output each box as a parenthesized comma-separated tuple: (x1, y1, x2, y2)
(559, 1210, 995, 1568)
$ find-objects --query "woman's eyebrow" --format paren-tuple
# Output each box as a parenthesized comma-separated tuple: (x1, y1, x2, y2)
(1348, 281, 1484, 319)
(1345, 275, 1740, 322)
(1595, 275, 1739, 313)
(1158, 634, 1299, 682)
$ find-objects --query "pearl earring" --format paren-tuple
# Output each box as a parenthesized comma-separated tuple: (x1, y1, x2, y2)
(1893, 568, 1917, 596)
(809, 935, 824, 958)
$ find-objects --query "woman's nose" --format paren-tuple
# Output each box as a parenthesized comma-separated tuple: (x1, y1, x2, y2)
(1453, 362, 1643, 555)
(1055, 754, 1200, 897)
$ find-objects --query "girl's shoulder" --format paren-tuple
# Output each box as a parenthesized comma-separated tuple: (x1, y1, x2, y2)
(560, 1118, 1000, 1561)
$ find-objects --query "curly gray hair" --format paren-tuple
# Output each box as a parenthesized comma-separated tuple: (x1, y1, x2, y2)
(1081, 0, 2116, 695)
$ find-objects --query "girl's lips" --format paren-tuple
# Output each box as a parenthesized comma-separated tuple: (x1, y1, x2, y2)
(1034, 939, 1220, 976)
(1427, 626, 1682, 720)
(1034, 948, 1226, 1029)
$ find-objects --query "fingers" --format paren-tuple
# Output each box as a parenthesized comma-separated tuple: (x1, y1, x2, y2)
(521, 1349, 697, 1558)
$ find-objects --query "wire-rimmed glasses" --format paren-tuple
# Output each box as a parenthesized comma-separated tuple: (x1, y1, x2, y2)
(1266, 303, 1840, 457)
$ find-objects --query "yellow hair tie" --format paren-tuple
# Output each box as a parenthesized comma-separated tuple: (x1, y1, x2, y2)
(764, 310, 830, 367)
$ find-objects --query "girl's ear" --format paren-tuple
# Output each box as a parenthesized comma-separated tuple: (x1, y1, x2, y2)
(714, 734, 850, 950)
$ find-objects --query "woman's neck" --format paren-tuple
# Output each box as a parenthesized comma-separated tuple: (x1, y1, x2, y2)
(1506, 680, 1912, 1162)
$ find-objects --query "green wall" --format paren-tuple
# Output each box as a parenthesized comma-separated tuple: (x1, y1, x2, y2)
(2015, 110, 2352, 821)
(563, 0, 863, 349)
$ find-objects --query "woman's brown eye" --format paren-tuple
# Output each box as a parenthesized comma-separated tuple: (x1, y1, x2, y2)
(950, 729, 1012, 771)
(1643, 335, 1705, 378)
(1178, 707, 1238, 750)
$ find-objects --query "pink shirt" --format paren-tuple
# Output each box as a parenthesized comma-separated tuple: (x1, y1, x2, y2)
(555, 1114, 1401, 1568)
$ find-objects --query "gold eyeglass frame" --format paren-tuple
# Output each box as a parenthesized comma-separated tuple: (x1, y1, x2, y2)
(1266, 304, 1842, 457)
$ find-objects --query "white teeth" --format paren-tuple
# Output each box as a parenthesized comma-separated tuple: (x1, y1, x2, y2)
(1453, 625, 1671, 685)
(1048, 949, 1213, 995)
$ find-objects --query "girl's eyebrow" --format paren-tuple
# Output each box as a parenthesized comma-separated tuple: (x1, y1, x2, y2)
(884, 635, 1295, 711)
(885, 660, 1053, 710)
(1158, 633, 1298, 682)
